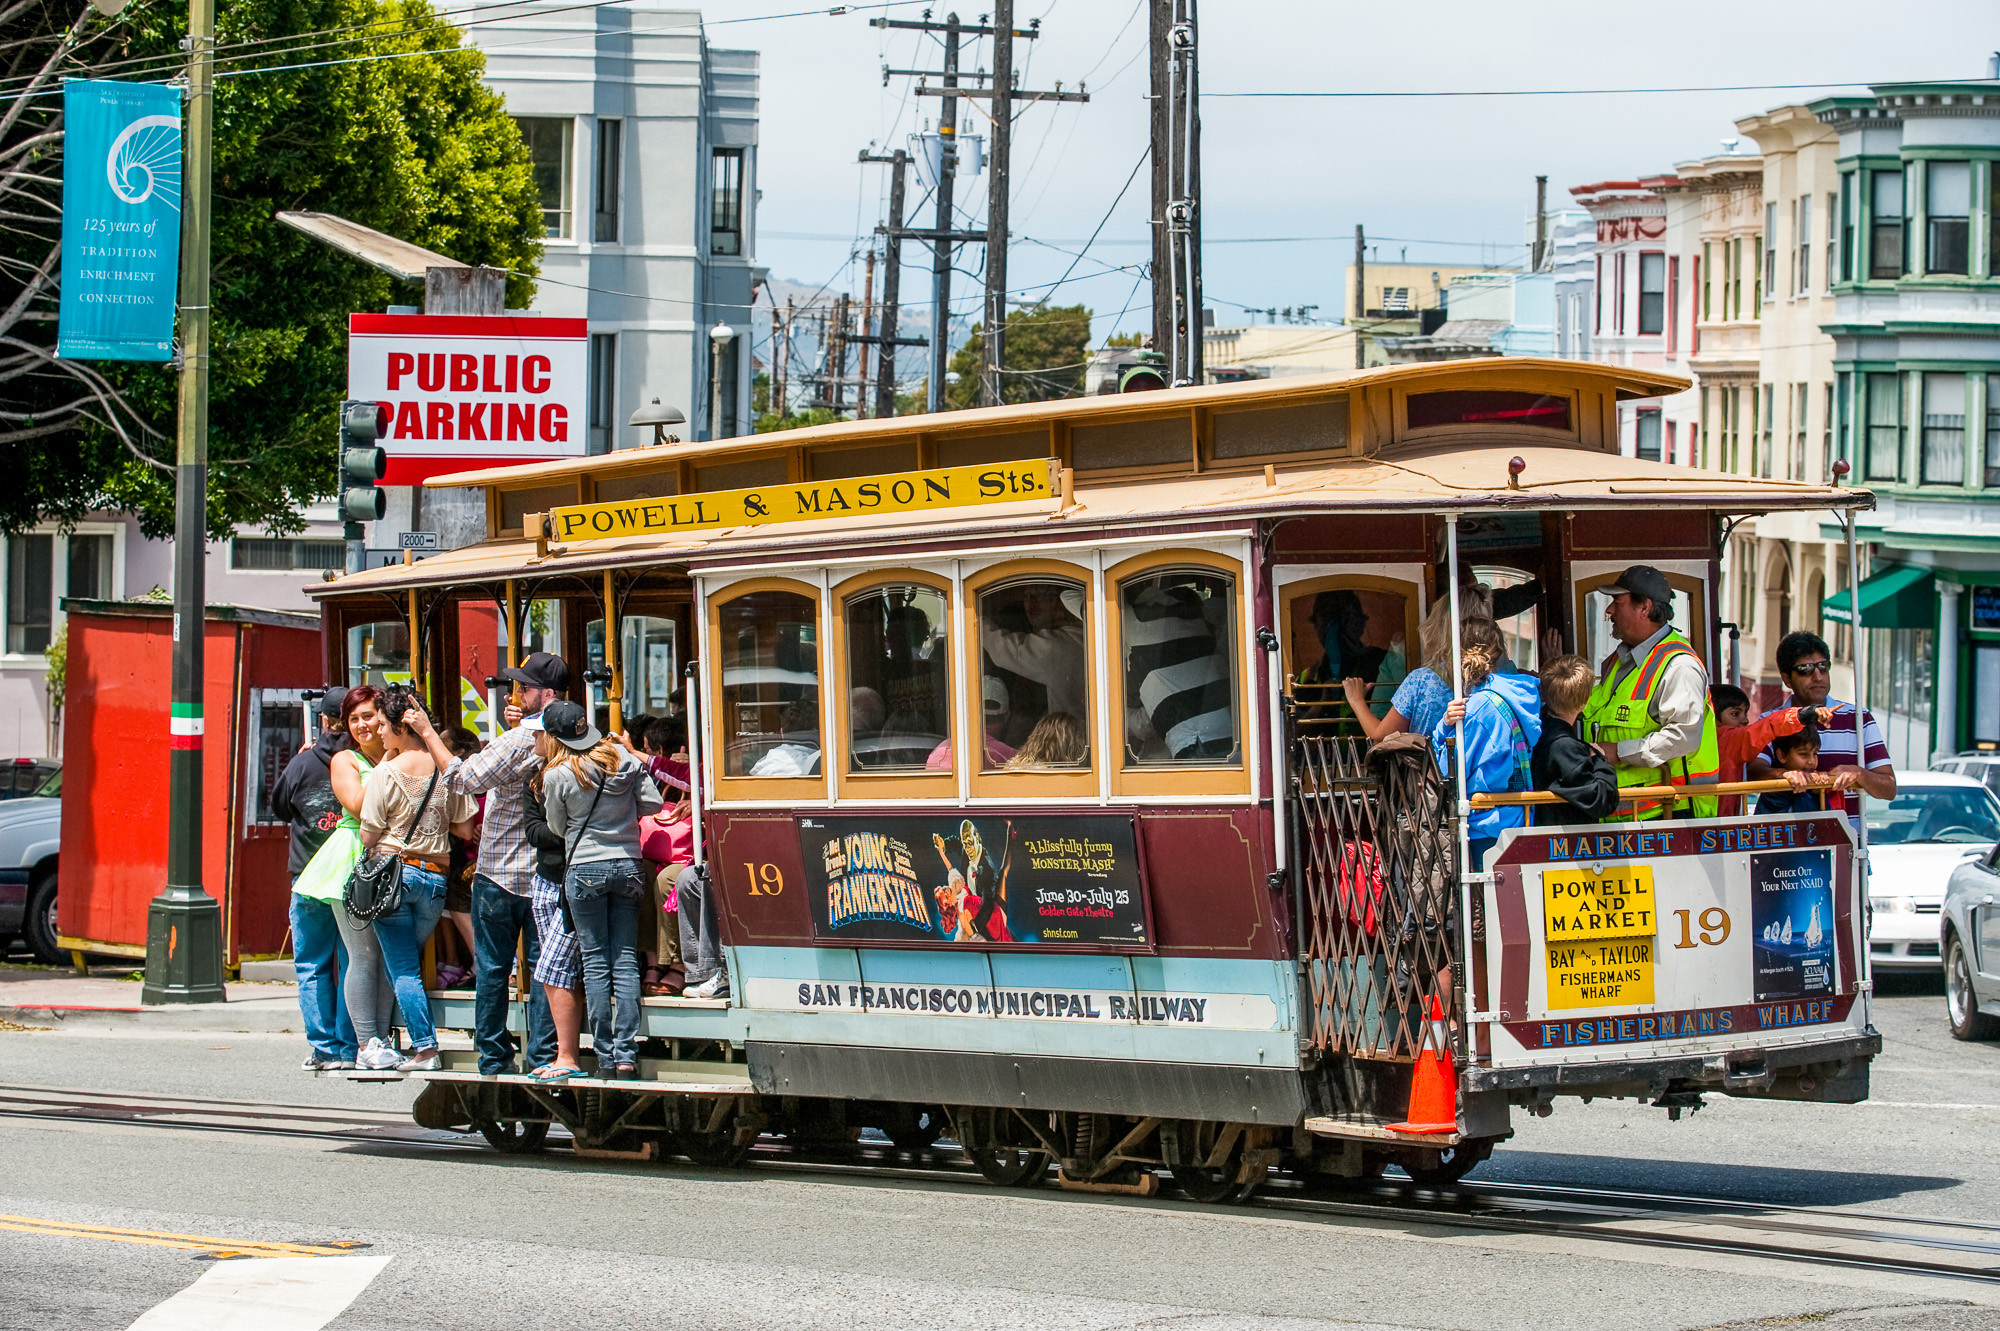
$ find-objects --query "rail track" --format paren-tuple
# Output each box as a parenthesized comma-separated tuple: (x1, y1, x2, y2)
(4, 1080, 1996, 1287)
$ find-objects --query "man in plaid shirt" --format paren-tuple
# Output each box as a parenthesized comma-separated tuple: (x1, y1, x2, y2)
(413, 651, 565, 1074)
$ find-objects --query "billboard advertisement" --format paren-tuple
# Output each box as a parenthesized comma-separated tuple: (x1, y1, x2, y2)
(58, 80, 182, 362)
(1481, 814, 1865, 1068)
(347, 313, 587, 484)
(795, 813, 1148, 950)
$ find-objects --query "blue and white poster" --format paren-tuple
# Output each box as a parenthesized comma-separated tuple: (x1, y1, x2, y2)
(1750, 848, 1836, 1003)
(57, 79, 181, 362)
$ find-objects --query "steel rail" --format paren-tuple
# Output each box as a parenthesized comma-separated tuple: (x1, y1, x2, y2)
(2, 1083, 1994, 1285)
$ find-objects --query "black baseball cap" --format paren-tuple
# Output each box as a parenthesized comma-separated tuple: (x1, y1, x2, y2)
(495, 651, 570, 691)
(540, 699, 599, 750)
(1603, 565, 1674, 609)
(317, 686, 349, 718)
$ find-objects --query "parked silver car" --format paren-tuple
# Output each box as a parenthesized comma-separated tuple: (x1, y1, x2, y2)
(1943, 837, 2000, 1041)
(0, 765, 61, 964)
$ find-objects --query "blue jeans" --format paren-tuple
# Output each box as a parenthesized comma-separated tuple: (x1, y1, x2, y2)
(290, 892, 355, 1061)
(373, 864, 447, 1053)
(567, 860, 645, 1071)
(473, 874, 555, 1074)
(675, 863, 724, 987)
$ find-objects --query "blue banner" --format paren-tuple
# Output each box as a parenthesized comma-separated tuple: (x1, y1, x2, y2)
(58, 79, 182, 362)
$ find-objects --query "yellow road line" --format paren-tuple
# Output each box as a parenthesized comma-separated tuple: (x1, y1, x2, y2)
(0, 1213, 361, 1257)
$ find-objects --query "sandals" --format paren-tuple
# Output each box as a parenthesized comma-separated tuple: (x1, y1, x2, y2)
(532, 1065, 586, 1082)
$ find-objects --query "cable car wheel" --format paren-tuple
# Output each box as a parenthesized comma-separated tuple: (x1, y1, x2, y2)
(952, 1107, 1050, 1187)
(674, 1096, 754, 1167)
(1399, 1137, 1495, 1185)
(1163, 1120, 1260, 1204)
(471, 1085, 550, 1155)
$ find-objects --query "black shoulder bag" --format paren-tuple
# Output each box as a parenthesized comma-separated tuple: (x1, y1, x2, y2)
(345, 770, 439, 921)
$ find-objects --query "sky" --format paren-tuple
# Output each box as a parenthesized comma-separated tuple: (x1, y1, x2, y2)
(711, 0, 1996, 351)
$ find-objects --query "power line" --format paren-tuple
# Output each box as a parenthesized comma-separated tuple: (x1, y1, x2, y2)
(1206, 78, 1918, 99)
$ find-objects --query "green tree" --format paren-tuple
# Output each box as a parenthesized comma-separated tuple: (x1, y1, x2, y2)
(943, 303, 1093, 410)
(1, 0, 543, 539)
(751, 371, 842, 434)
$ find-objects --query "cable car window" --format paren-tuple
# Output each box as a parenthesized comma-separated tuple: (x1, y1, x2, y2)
(844, 583, 949, 773)
(346, 620, 410, 688)
(718, 589, 820, 778)
(1288, 585, 1416, 738)
(1120, 569, 1239, 765)
(1406, 389, 1572, 433)
(977, 577, 1089, 771)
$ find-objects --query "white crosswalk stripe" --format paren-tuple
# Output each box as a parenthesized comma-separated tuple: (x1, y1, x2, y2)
(125, 1255, 391, 1331)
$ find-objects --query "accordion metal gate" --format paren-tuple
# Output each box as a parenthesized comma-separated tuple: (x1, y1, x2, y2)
(1290, 727, 1465, 1064)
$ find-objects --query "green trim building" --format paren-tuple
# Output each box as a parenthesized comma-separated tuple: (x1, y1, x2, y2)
(1816, 73, 2000, 765)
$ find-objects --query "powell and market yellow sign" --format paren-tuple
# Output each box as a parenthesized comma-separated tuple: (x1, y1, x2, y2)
(548, 459, 1057, 542)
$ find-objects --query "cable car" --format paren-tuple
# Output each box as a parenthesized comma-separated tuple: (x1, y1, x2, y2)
(312, 358, 1880, 1193)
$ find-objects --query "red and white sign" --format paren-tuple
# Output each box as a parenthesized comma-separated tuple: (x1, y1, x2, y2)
(347, 313, 588, 485)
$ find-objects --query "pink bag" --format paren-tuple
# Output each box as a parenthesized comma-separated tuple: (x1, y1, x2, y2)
(640, 814, 693, 867)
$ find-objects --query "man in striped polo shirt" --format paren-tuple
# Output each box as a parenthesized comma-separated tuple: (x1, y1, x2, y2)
(1746, 631, 1896, 826)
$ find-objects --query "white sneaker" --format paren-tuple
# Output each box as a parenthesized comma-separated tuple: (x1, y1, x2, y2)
(684, 974, 729, 1000)
(396, 1050, 440, 1072)
(357, 1039, 401, 1071)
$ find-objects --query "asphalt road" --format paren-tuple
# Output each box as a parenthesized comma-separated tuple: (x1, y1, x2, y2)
(0, 977, 1996, 1331)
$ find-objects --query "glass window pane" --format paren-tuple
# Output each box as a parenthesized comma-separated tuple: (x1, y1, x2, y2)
(346, 619, 409, 688)
(1921, 372, 1966, 485)
(978, 577, 1089, 770)
(844, 584, 949, 772)
(66, 534, 111, 601)
(513, 117, 572, 240)
(720, 590, 819, 778)
(1986, 373, 2000, 488)
(1121, 569, 1238, 765)
(1866, 372, 1902, 480)
(1636, 410, 1663, 461)
(7, 535, 51, 654)
(711, 148, 743, 255)
(1289, 584, 1417, 737)
(594, 119, 620, 243)
(1927, 165, 1970, 275)
(621, 616, 679, 720)
(1928, 161, 1971, 217)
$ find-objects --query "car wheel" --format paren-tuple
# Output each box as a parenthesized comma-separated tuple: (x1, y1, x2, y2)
(24, 870, 61, 967)
(1945, 933, 2000, 1042)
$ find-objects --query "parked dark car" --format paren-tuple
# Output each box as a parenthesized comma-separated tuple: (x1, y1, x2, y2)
(0, 758, 58, 802)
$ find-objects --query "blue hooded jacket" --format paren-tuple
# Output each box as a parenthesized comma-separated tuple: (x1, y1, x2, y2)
(1430, 670, 1545, 840)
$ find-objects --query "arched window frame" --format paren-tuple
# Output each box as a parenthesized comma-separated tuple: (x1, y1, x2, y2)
(831, 567, 959, 800)
(704, 575, 827, 804)
(963, 557, 1099, 801)
(1106, 548, 1254, 798)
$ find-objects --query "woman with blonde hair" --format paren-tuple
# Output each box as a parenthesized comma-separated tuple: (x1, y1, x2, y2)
(1433, 616, 1544, 870)
(538, 699, 664, 1079)
(1002, 711, 1088, 770)
(1341, 595, 1463, 744)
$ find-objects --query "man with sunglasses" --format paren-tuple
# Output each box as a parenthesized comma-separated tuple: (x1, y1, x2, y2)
(1745, 631, 1895, 828)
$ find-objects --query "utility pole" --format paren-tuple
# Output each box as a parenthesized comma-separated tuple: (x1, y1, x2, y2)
(1149, 0, 1202, 385)
(1352, 224, 1366, 369)
(775, 296, 792, 420)
(147, 0, 224, 1004)
(858, 149, 920, 418)
(873, 11, 1083, 412)
(830, 292, 850, 416)
(858, 248, 877, 417)
(1532, 174, 1549, 272)
(983, 0, 1015, 407)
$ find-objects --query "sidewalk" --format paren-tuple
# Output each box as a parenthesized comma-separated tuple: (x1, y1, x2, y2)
(0, 963, 301, 1033)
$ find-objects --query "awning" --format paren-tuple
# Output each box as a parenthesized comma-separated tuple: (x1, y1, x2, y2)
(1822, 563, 1937, 628)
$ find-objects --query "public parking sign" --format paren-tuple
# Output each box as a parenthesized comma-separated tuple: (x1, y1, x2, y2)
(347, 313, 587, 484)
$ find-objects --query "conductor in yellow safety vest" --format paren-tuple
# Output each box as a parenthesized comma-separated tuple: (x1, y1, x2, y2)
(1581, 565, 1721, 820)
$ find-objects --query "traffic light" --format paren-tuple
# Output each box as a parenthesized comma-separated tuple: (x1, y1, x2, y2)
(1118, 350, 1168, 393)
(338, 399, 388, 536)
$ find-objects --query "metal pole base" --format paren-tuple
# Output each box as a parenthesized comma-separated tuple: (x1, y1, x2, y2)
(141, 884, 226, 1004)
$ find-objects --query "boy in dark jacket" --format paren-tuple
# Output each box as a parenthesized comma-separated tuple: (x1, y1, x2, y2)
(269, 688, 355, 1071)
(1529, 655, 1620, 824)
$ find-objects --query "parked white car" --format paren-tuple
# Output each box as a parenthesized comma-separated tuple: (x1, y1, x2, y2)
(1865, 773, 2000, 970)
(0, 766, 62, 964)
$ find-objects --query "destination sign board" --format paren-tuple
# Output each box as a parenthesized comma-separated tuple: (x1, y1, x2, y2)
(545, 459, 1057, 543)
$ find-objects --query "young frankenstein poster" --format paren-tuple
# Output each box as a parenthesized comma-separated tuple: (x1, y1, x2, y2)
(796, 814, 1147, 948)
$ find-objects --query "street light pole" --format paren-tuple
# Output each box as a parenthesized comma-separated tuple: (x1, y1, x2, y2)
(144, 0, 224, 1003)
(709, 321, 736, 440)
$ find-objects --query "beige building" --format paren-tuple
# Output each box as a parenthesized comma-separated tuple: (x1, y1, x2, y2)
(1202, 323, 1356, 378)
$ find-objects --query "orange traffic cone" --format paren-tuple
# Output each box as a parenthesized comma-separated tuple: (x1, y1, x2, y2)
(1387, 995, 1458, 1135)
